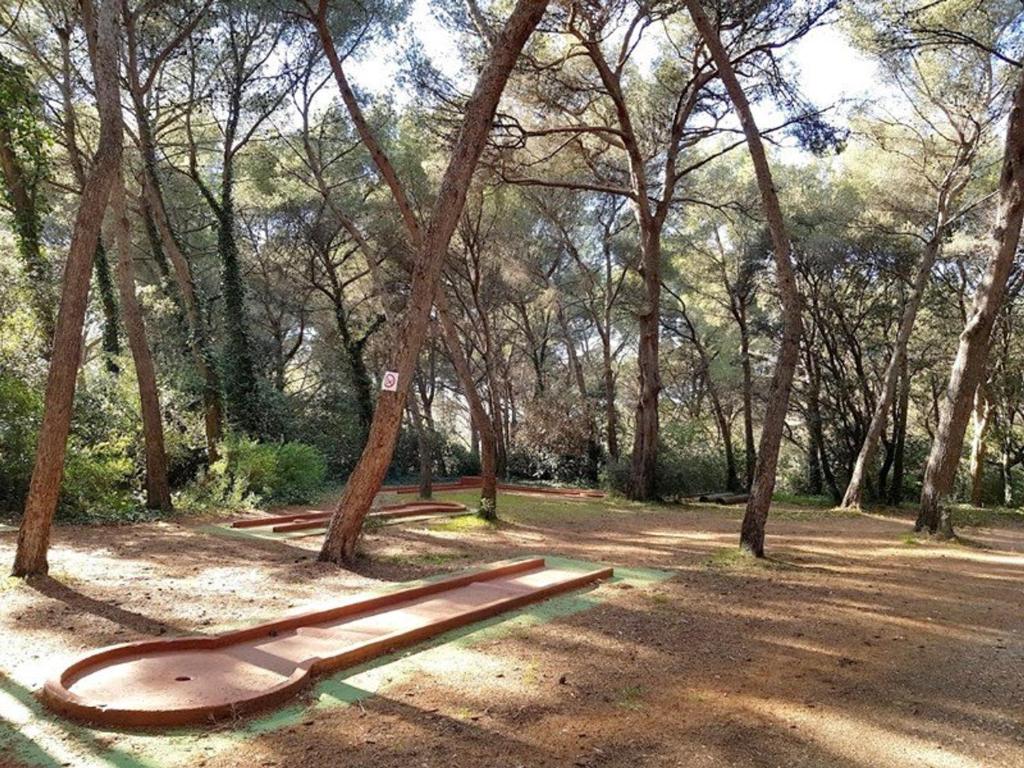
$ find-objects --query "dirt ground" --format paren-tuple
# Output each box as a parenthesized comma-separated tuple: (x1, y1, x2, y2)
(1, 491, 1022, 768)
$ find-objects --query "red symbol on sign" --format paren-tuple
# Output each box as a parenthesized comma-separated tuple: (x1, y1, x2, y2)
(381, 371, 399, 392)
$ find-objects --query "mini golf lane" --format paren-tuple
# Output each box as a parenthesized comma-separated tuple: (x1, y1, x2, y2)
(43, 558, 612, 728)
(230, 500, 468, 533)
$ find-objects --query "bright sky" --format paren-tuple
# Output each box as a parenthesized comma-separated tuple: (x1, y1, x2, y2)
(344, 2, 881, 159)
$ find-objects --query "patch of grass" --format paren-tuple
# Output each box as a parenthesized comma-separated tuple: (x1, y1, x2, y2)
(427, 515, 495, 533)
(900, 533, 922, 547)
(772, 504, 859, 521)
(381, 552, 469, 567)
(947, 504, 1024, 528)
(704, 547, 793, 571)
(616, 685, 646, 710)
(772, 492, 836, 508)
(645, 590, 672, 607)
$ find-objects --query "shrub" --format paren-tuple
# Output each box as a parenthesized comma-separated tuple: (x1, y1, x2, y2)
(180, 435, 328, 510)
(273, 442, 328, 502)
(0, 373, 40, 514)
(59, 438, 139, 521)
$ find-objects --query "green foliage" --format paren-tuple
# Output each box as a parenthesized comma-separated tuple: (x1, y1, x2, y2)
(0, 374, 40, 513)
(180, 435, 327, 510)
(60, 438, 139, 522)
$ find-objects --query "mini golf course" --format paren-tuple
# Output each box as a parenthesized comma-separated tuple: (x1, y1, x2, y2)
(229, 500, 469, 534)
(43, 557, 613, 728)
(390, 476, 606, 499)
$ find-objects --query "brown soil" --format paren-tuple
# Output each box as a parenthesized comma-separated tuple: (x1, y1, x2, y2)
(2, 494, 1022, 768)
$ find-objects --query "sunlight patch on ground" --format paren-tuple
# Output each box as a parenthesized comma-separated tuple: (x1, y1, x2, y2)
(726, 691, 991, 768)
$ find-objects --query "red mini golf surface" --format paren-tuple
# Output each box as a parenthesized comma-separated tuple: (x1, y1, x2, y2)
(230, 501, 467, 533)
(44, 558, 612, 728)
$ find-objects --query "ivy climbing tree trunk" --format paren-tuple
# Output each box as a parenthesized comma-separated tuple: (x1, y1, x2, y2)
(687, 0, 804, 558)
(918, 72, 1024, 538)
(110, 170, 172, 511)
(311, 0, 549, 563)
(93, 241, 121, 373)
(12, 0, 123, 577)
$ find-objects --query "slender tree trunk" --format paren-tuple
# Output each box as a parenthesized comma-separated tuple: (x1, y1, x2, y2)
(93, 241, 121, 373)
(705, 387, 740, 493)
(842, 232, 944, 508)
(918, 73, 1024, 537)
(888, 360, 910, 505)
(317, 0, 548, 563)
(601, 333, 620, 460)
(738, 308, 756, 488)
(1000, 437, 1013, 506)
(408, 395, 432, 500)
(13, 0, 123, 577)
(437, 306, 498, 519)
(560, 308, 601, 481)
(969, 383, 991, 507)
(110, 171, 172, 511)
(687, 1, 804, 557)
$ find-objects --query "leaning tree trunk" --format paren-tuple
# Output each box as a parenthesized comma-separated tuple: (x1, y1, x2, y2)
(110, 171, 172, 511)
(317, 0, 549, 563)
(842, 229, 946, 508)
(687, 0, 803, 558)
(918, 73, 1024, 537)
(12, 0, 123, 577)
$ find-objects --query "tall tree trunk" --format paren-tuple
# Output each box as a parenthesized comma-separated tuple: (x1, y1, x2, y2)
(93, 240, 121, 373)
(1000, 436, 1013, 506)
(687, 0, 804, 557)
(13, 0, 123, 577)
(316, 0, 549, 563)
(628, 234, 662, 500)
(110, 171, 172, 511)
(969, 383, 991, 507)
(437, 305, 498, 520)
(842, 231, 945, 508)
(738, 306, 756, 488)
(408, 395, 432, 500)
(216, 181, 259, 435)
(601, 333, 620, 460)
(918, 73, 1024, 537)
(887, 359, 911, 505)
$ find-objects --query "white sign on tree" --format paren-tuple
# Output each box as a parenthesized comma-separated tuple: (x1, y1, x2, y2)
(381, 371, 399, 392)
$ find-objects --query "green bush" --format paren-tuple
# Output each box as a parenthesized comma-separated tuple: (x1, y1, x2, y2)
(59, 438, 139, 521)
(273, 442, 328, 502)
(180, 435, 327, 510)
(0, 373, 40, 514)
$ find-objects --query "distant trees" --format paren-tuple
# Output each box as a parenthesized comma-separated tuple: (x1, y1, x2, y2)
(6, 0, 1024, 574)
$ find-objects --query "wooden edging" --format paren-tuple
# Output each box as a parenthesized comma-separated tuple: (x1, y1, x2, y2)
(42, 558, 611, 728)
